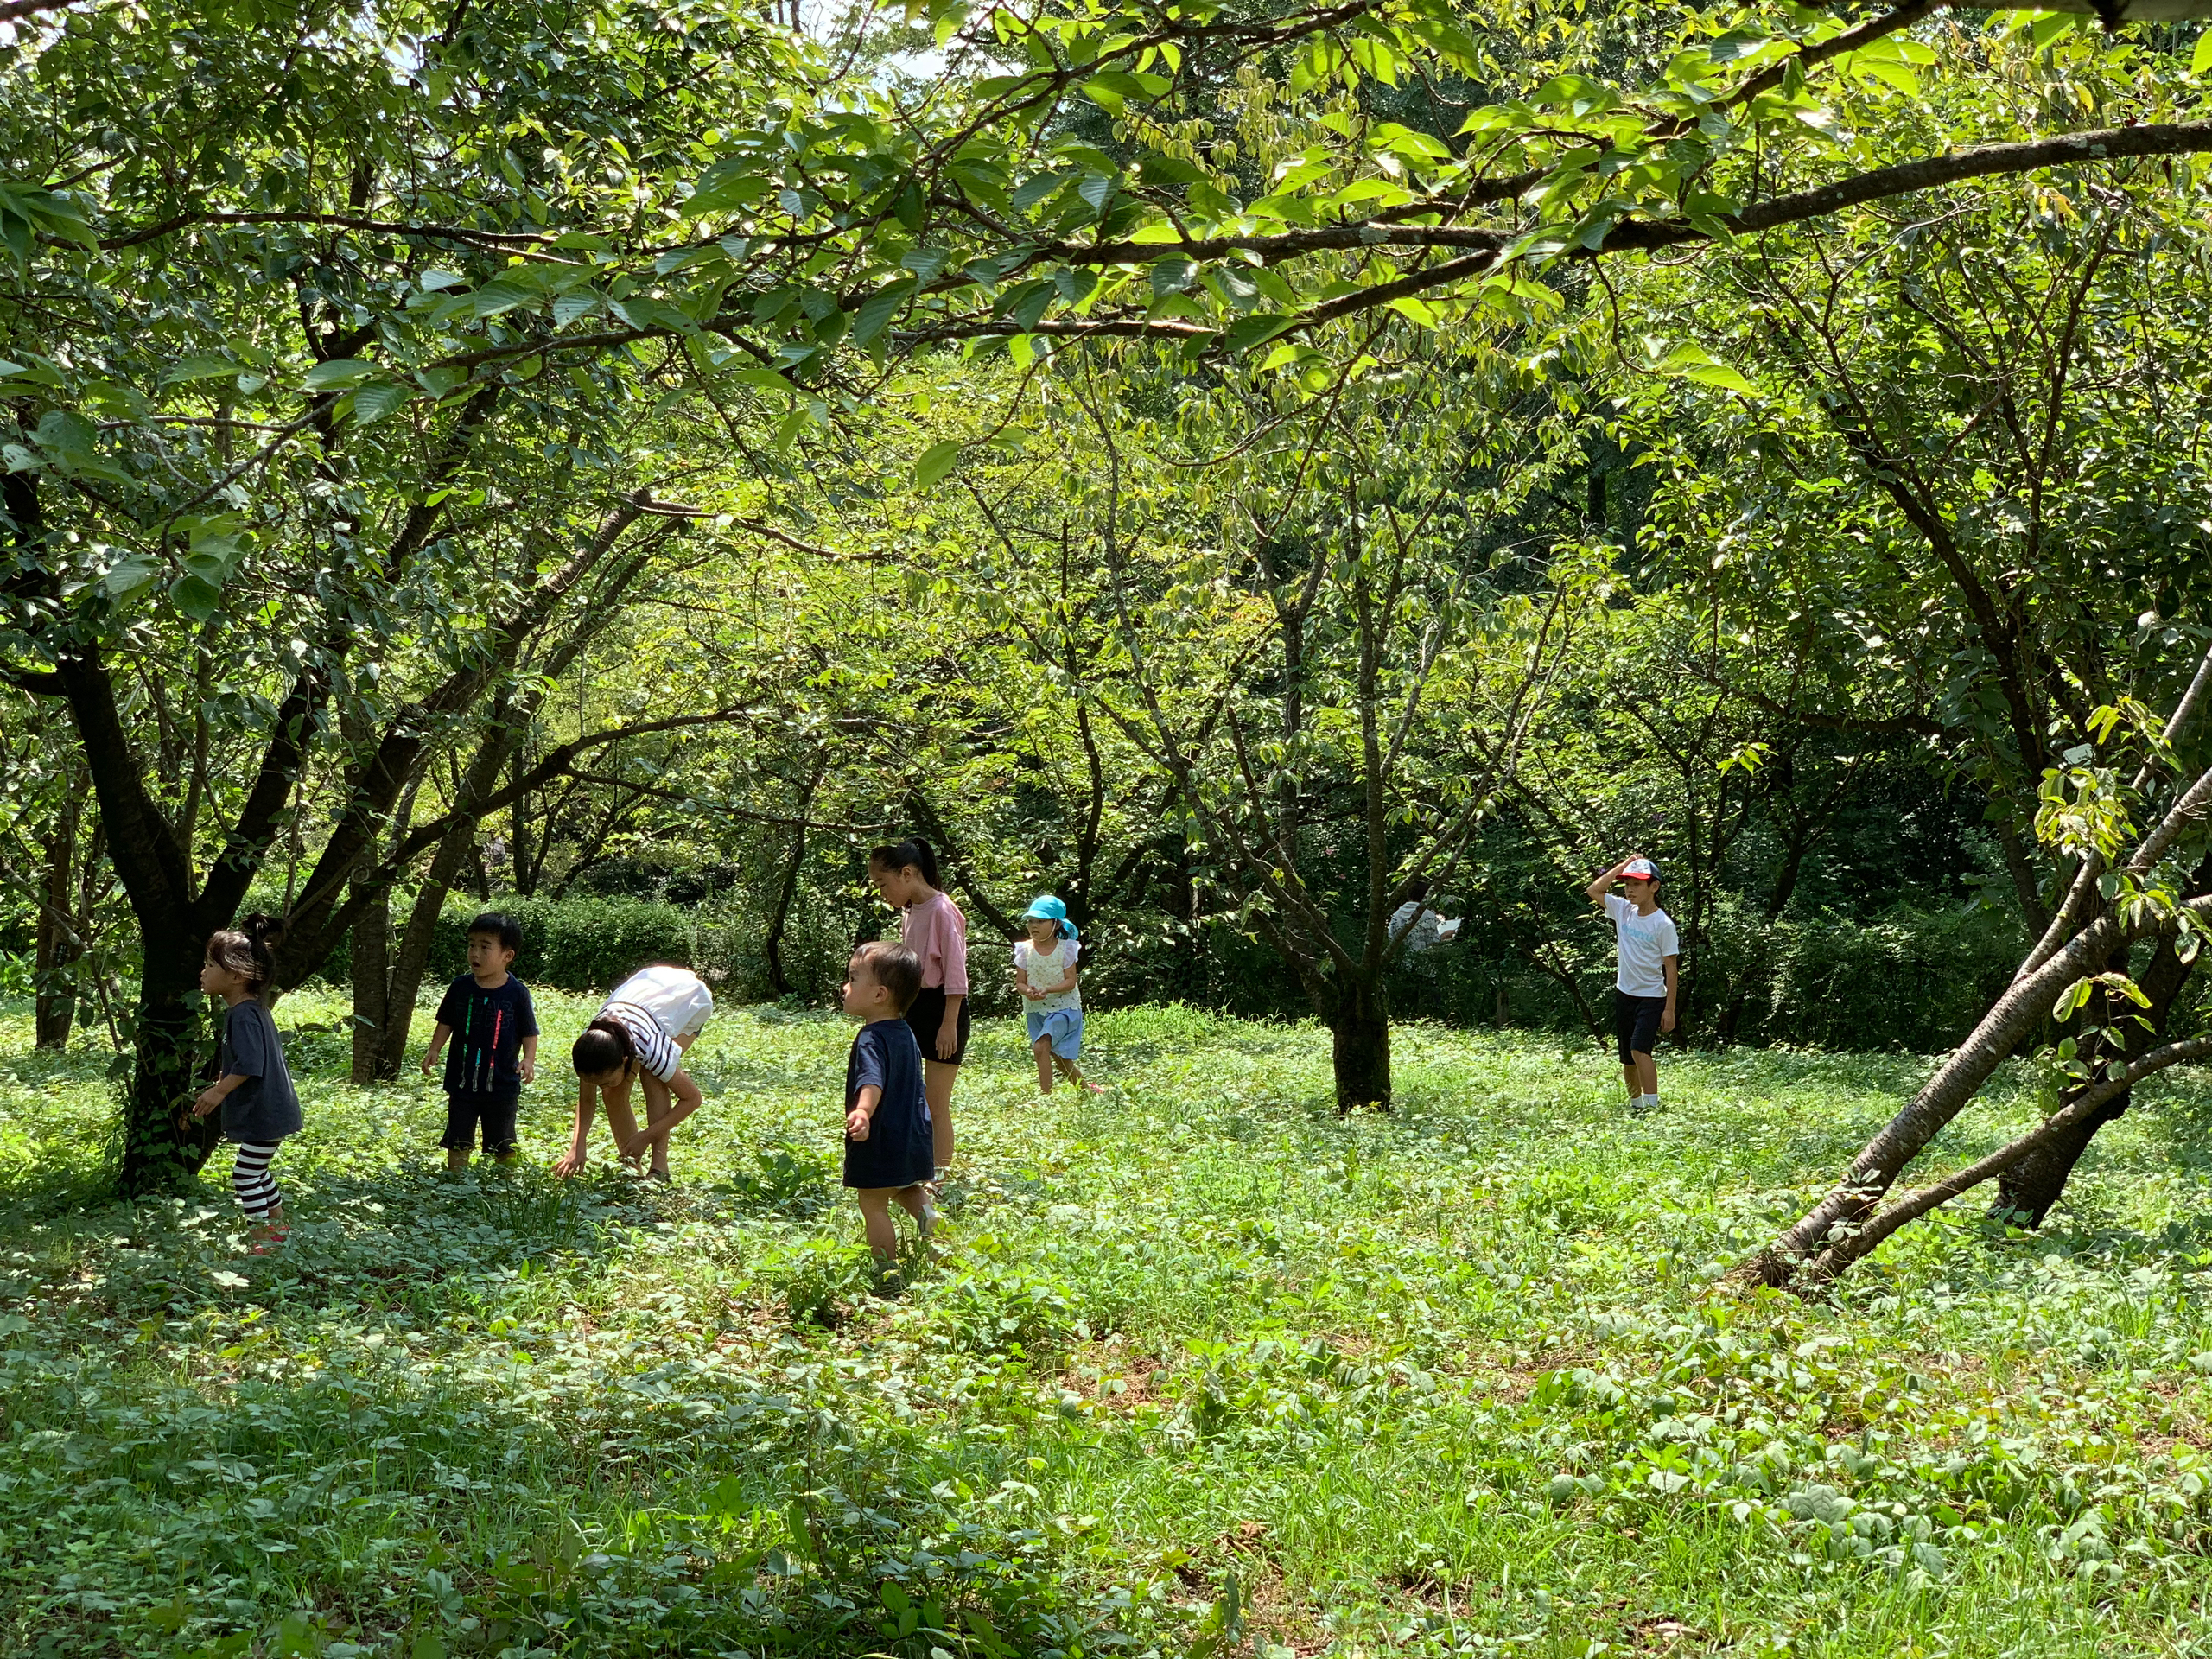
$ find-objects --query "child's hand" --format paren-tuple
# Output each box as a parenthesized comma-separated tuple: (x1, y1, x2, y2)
(190, 1085, 224, 1119)
(552, 1149, 585, 1179)
(518, 1058, 536, 1083)
(1020, 983, 1042, 999)
(846, 1107, 871, 1141)
(418, 1052, 435, 1076)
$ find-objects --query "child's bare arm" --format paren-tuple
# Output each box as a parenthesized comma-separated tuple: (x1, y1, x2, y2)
(846, 1083, 881, 1141)
(614, 1070, 705, 1160)
(418, 1021, 454, 1074)
(519, 1033, 538, 1083)
(554, 1078, 595, 1178)
(190, 1074, 249, 1119)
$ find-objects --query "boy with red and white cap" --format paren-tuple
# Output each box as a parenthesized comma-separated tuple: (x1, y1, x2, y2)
(1584, 854, 1679, 1115)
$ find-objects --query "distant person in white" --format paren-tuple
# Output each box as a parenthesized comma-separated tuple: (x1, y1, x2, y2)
(1585, 854, 1678, 1116)
(1387, 875, 1461, 958)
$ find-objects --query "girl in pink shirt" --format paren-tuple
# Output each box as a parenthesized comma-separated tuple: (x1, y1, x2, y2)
(867, 837, 968, 1178)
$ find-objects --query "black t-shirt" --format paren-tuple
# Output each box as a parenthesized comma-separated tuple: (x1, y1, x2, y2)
(435, 974, 539, 1096)
(219, 997, 302, 1143)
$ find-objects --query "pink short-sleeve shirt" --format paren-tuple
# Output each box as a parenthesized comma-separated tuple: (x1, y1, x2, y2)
(900, 891, 969, 995)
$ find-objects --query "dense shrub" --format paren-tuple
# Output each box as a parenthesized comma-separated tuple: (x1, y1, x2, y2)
(1706, 900, 2029, 1052)
(315, 893, 700, 995)
(287, 881, 2034, 1053)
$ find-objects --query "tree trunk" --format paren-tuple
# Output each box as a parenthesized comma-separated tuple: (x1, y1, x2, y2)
(1742, 904, 2133, 1286)
(372, 813, 486, 1078)
(33, 798, 81, 1049)
(118, 949, 222, 1197)
(765, 823, 806, 997)
(765, 759, 823, 997)
(350, 884, 391, 1085)
(509, 747, 534, 898)
(1328, 976, 1392, 1111)
(1991, 933, 2201, 1227)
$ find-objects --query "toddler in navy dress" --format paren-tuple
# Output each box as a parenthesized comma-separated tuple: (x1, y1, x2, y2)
(839, 940, 933, 1278)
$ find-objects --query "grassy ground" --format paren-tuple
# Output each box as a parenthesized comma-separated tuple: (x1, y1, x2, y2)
(4, 991, 2212, 1658)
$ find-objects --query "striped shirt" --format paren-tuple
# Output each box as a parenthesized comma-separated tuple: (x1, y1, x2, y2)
(596, 1001, 682, 1084)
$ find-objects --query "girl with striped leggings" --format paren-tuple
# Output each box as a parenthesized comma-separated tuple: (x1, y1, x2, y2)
(188, 914, 302, 1247)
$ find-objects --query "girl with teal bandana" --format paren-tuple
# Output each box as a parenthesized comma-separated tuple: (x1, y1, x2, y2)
(1013, 895, 1103, 1095)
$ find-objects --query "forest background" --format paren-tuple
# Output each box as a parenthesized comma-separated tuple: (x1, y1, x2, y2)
(5, 0, 2212, 1274)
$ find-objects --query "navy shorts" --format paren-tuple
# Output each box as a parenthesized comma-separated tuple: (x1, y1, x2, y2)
(1613, 990, 1667, 1064)
(442, 1089, 520, 1154)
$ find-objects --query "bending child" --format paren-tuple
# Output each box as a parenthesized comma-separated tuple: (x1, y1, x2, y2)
(840, 941, 934, 1284)
(556, 963, 714, 1181)
(1014, 894, 1102, 1094)
(419, 912, 539, 1170)
(188, 914, 302, 1249)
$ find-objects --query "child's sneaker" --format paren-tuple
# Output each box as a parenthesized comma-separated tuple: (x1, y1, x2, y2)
(646, 1166, 672, 1185)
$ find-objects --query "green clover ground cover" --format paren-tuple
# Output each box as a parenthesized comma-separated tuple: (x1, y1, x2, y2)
(6, 993, 2212, 1657)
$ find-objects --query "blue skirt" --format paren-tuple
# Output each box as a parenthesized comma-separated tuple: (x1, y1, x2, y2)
(1025, 1007, 1083, 1058)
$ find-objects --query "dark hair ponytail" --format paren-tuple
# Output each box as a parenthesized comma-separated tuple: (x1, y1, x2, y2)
(206, 912, 285, 996)
(868, 836, 941, 892)
(571, 1016, 635, 1077)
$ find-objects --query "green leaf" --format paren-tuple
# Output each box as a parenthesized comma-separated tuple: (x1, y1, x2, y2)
(350, 381, 416, 424)
(553, 289, 602, 326)
(104, 555, 162, 601)
(163, 356, 246, 383)
(1219, 314, 1294, 354)
(410, 1637, 448, 1659)
(687, 157, 772, 218)
(1149, 256, 1194, 298)
(1006, 279, 1054, 331)
(2194, 29, 2212, 74)
(1681, 362, 1756, 395)
(304, 358, 377, 391)
(852, 280, 916, 346)
(913, 439, 962, 488)
(169, 573, 225, 622)
(467, 276, 543, 318)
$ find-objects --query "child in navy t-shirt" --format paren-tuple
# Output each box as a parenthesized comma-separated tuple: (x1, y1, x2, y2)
(839, 941, 933, 1279)
(419, 912, 539, 1168)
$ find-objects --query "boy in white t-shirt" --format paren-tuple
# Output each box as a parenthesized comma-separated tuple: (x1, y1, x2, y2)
(1584, 855, 1679, 1116)
(1014, 895, 1103, 1094)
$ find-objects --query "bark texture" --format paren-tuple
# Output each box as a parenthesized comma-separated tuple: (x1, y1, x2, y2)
(1326, 976, 1392, 1111)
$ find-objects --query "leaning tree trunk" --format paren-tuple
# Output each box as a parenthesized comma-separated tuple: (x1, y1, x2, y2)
(118, 941, 222, 1197)
(1992, 931, 2201, 1226)
(370, 813, 486, 1078)
(1741, 902, 2135, 1287)
(1328, 975, 1393, 1111)
(349, 885, 392, 1085)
